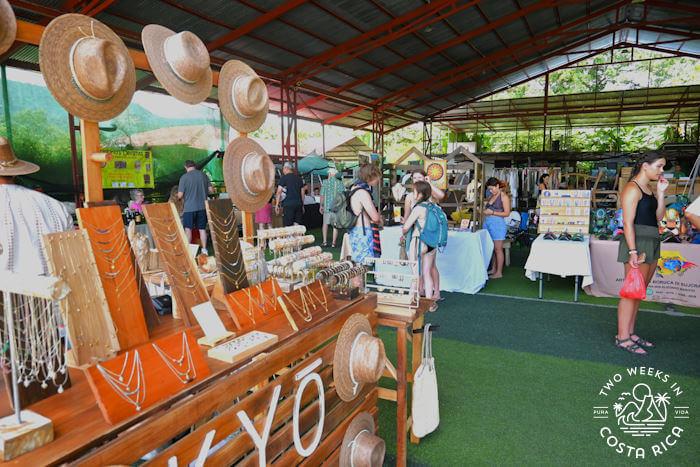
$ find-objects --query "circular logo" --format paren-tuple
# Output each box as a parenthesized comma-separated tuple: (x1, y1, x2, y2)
(426, 162, 444, 181)
(593, 367, 690, 459)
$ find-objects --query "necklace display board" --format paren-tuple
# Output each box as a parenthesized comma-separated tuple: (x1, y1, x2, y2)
(224, 279, 284, 331)
(42, 230, 120, 366)
(76, 206, 150, 349)
(277, 280, 335, 332)
(84, 330, 210, 425)
(143, 203, 209, 326)
(205, 199, 249, 293)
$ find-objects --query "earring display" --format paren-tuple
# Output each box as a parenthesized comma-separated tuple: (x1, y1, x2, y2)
(42, 230, 120, 366)
(223, 279, 283, 330)
(85, 330, 210, 425)
(143, 203, 210, 326)
(363, 257, 420, 309)
(77, 205, 150, 349)
(207, 330, 278, 365)
(205, 199, 249, 294)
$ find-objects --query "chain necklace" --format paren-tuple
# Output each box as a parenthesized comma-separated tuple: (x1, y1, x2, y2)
(96, 350, 146, 411)
(152, 332, 195, 384)
(228, 292, 256, 325)
(304, 283, 328, 312)
(281, 289, 312, 322)
(80, 216, 123, 236)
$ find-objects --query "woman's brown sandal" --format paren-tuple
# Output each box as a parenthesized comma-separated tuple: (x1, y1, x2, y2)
(615, 337, 647, 356)
(631, 335, 655, 349)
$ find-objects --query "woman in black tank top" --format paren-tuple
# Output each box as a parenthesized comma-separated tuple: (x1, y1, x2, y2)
(615, 152, 668, 355)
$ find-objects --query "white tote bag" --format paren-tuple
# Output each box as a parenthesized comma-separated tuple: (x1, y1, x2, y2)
(411, 324, 439, 438)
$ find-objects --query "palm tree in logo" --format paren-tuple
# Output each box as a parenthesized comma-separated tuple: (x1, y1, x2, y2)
(653, 392, 670, 422)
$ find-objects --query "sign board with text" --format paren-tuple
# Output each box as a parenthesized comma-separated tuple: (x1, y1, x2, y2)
(102, 149, 154, 189)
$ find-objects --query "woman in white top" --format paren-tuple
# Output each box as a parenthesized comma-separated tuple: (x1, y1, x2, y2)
(403, 169, 445, 301)
(401, 181, 439, 312)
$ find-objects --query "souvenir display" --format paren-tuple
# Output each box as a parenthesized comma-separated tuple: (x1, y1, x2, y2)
(538, 190, 591, 235)
(142, 25, 212, 105)
(85, 330, 210, 424)
(207, 330, 278, 365)
(267, 246, 321, 267)
(316, 260, 354, 282)
(39, 14, 136, 122)
(206, 199, 249, 293)
(143, 203, 209, 326)
(326, 264, 368, 300)
(218, 59, 269, 134)
(42, 230, 120, 366)
(223, 136, 275, 213)
(77, 205, 150, 349)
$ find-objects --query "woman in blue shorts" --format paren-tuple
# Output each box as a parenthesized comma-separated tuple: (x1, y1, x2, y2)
(483, 177, 511, 279)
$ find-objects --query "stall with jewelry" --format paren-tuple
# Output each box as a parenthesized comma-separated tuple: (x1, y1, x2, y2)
(0, 11, 388, 466)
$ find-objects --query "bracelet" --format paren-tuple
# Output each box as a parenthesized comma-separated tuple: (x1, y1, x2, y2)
(629, 249, 638, 255)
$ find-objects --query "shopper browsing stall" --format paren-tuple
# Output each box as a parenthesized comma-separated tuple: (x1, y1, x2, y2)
(275, 162, 305, 227)
(320, 167, 344, 247)
(129, 188, 146, 213)
(615, 151, 668, 356)
(400, 181, 441, 312)
(0, 137, 73, 275)
(538, 173, 549, 193)
(483, 177, 511, 279)
(349, 164, 383, 263)
(404, 169, 445, 301)
(178, 159, 213, 254)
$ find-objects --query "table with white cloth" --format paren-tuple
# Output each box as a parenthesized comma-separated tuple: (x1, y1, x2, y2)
(524, 234, 593, 301)
(361, 225, 494, 294)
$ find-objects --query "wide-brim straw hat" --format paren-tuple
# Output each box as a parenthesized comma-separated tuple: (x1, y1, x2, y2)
(219, 59, 269, 134)
(39, 14, 135, 122)
(333, 313, 385, 402)
(142, 24, 212, 105)
(223, 136, 275, 212)
(339, 412, 385, 467)
(0, 137, 39, 176)
(0, 0, 16, 56)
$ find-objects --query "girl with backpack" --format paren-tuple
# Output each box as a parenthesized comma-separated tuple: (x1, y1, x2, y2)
(484, 177, 511, 279)
(401, 181, 442, 312)
(348, 164, 383, 263)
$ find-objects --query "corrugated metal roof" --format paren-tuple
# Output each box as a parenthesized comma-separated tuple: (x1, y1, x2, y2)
(4, 0, 699, 133)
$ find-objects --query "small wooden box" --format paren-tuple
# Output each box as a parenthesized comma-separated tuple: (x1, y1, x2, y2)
(0, 410, 53, 461)
(208, 331, 278, 365)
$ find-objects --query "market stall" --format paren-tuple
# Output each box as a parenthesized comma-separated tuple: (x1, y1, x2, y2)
(584, 237, 700, 308)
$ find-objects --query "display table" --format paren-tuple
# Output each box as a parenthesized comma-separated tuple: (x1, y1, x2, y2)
(585, 237, 700, 308)
(524, 234, 593, 301)
(372, 226, 493, 294)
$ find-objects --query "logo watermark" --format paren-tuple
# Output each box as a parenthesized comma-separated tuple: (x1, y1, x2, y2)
(593, 366, 690, 459)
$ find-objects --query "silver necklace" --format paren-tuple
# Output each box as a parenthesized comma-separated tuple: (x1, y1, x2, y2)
(96, 350, 146, 411)
(152, 332, 196, 384)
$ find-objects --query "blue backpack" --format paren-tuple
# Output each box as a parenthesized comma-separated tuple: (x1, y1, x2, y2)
(416, 201, 448, 250)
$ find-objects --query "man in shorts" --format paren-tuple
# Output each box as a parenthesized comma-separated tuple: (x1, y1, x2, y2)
(275, 161, 305, 226)
(178, 159, 213, 254)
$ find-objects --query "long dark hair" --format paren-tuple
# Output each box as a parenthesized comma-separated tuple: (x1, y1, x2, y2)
(630, 151, 665, 180)
(413, 180, 432, 203)
(538, 174, 549, 185)
(485, 177, 506, 189)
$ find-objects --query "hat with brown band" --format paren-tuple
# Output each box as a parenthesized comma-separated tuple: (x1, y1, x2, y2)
(0, 0, 17, 56)
(39, 14, 135, 122)
(223, 136, 275, 212)
(339, 412, 386, 467)
(333, 313, 385, 402)
(142, 24, 212, 105)
(0, 137, 39, 176)
(219, 59, 269, 134)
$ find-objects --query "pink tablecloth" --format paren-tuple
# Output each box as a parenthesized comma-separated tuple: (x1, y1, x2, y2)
(584, 237, 700, 308)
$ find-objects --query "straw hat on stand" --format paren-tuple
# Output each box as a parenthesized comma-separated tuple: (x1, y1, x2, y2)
(39, 14, 135, 122)
(333, 313, 386, 402)
(142, 25, 212, 105)
(0, 0, 16, 56)
(223, 136, 276, 212)
(339, 412, 386, 467)
(219, 59, 269, 134)
(0, 137, 39, 176)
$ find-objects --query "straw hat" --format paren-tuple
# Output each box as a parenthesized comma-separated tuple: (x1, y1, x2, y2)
(333, 313, 385, 402)
(39, 14, 135, 122)
(223, 136, 275, 212)
(219, 60, 269, 134)
(339, 412, 385, 467)
(0, 137, 39, 176)
(142, 25, 212, 105)
(0, 0, 16, 56)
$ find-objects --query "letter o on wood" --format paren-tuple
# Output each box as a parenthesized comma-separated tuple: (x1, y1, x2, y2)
(293, 372, 325, 456)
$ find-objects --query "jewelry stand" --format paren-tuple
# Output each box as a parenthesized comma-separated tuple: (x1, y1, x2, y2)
(205, 199, 249, 300)
(364, 258, 420, 310)
(321, 263, 367, 300)
(276, 280, 335, 332)
(76, 205, 151, 349)
(0, 272, 70, 460)
(143, 203, 210, 326)
(190, 302, 236, 347)
(84, 330, 211, 425)
(269, 248, 333, 291)
(223, 279, 285, 331)
(207, 330, 278, 365)
(42, 230, 120, 367)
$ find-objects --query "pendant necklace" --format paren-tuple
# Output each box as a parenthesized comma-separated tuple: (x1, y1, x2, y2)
(152, 332, 196, 384)
(96, 350, 146, 411)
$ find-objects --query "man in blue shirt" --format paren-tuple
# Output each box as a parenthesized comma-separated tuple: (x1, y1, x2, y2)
(275, 162, 305, 226)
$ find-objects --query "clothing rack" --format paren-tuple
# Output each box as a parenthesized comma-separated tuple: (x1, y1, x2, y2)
(492, 167, 562, 209)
